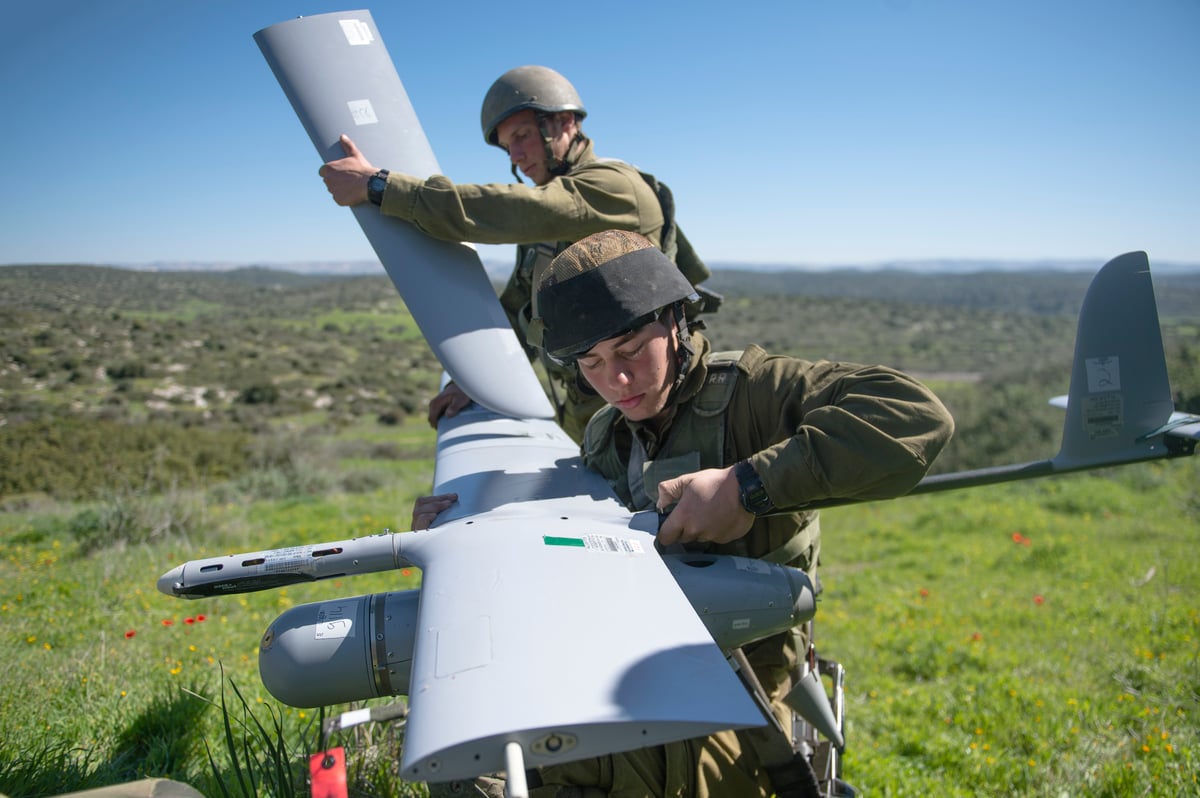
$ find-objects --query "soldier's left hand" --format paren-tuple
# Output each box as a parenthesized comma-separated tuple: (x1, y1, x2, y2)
(656, 467, 754, 546)
(411, 493, 458, 530)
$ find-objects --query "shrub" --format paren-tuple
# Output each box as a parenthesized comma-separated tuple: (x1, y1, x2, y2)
(67, 487, 206, 553)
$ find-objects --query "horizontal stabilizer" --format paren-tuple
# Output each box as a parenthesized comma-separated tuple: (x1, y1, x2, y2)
(1051, 397, 1200, 445)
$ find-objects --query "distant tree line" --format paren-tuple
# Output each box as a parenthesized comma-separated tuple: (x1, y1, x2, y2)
(1, 264, 1196, 501)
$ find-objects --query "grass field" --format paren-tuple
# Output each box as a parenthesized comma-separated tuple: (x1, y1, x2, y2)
(818, 458, 1199, 796)
(2, 264, 1198, 797)
(1, 414, 1196, 796)
(1, 418, 435, 798)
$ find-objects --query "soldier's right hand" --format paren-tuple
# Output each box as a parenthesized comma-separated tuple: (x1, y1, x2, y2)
(428, 382, 472, 428)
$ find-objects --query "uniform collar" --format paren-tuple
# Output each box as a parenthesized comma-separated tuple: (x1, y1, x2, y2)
(562, 136, 595, 172)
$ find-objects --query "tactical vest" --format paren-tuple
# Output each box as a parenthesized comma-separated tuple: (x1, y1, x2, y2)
(584, 347, 819, 570)
(629, 166, 710, 288)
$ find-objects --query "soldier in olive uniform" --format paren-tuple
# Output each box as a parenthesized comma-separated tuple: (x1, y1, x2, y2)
(415, 231, 954, 797)
(320, 66, 713, 442)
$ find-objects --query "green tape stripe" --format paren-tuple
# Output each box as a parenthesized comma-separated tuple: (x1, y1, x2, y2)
(543, 536, 585, 548)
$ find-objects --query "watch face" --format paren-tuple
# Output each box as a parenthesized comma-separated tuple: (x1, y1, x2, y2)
(368, 173, 387, 205)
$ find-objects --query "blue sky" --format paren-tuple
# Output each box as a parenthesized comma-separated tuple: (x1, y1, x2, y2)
(1, 0, 1197, 269)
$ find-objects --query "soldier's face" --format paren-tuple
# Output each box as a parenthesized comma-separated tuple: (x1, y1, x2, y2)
(577, 319, 677, 423)
(496, 110, 575, 186)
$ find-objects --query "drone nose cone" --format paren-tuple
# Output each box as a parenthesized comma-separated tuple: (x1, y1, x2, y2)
(158, 565, 185, 597)
(787, 567, 818, 625)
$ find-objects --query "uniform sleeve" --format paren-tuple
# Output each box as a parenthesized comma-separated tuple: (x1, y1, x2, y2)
(378, 162, 663, 246)
(735, 352, 955, 509)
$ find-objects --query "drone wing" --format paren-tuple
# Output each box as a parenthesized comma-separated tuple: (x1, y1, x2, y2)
(254, 11, 550, 421)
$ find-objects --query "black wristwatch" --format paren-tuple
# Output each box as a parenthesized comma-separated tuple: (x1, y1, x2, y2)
(734, 459, 774, 516)
(367, 169, 390, 206)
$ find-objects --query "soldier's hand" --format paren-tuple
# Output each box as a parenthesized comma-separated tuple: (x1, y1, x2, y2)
(411, 493, 458, 530)
(428, 382, 472, 428)
(656, 467, 754, 547)
(318, 134, 375, 206)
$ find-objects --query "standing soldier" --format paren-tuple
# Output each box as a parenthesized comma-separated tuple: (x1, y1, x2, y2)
(320, 66, 716, 441)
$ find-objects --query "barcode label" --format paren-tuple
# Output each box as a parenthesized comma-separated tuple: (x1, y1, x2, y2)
(583, 534, 644, 555)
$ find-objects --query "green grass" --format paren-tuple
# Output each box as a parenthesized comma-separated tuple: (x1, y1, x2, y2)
(818, 457, 1200, 796)
(3, 443, 1196, 796)
(0, 419, 436, 797)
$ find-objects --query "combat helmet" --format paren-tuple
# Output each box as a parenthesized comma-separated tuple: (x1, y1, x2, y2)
(481, 65, 587, 147)
(532, 230, 698, 366)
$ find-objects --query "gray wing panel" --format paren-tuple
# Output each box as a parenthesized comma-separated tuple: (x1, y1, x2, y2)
(254, 11, 552, 420)
(397, 518, 764, 782)
(430, 403, 610, 520)
(401, 400, 764, 780)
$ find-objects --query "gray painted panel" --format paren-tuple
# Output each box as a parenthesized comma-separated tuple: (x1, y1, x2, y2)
(254, 11, 552, 420)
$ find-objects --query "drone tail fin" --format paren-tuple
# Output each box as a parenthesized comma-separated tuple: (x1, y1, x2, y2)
(1052, 251, 1177, 469)
(903, 251, 1190, 498)
(784, 667, 845, 751)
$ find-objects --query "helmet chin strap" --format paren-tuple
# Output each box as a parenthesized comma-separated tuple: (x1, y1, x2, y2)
(665, 303, 695, 406)
(508, 121, 582, 184)
(546, 135, 582, 177)
(536, 113, 586, 177)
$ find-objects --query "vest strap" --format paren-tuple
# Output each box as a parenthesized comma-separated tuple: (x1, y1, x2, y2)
(761, 515, 820, 565)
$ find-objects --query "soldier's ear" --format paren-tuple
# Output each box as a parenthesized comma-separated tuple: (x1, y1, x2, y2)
(555, 110, 579, 136)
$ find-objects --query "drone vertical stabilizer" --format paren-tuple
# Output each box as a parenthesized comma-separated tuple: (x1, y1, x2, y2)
(907, 250, 1192, 496)
(1052, 250, 1176, 468)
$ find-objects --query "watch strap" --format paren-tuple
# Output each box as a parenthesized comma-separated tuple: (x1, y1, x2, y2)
(367, 169, 390, 206)
(734, 459, 774, 516)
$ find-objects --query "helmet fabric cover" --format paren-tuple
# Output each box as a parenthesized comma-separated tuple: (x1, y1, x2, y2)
(536, 237, 697, 364)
